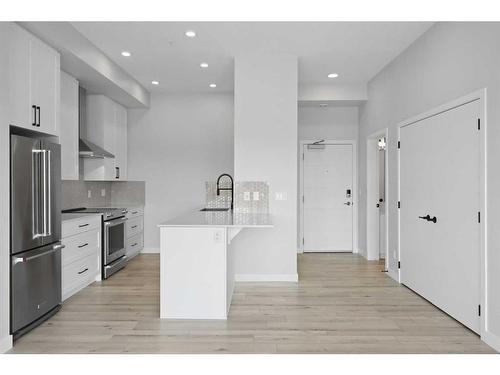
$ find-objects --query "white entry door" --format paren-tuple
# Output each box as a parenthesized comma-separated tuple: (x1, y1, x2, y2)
(400, 99, 480, 333)
(303, 143, 353, 252)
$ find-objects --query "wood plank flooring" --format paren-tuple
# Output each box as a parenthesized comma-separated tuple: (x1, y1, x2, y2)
(9, 253, 496, 353)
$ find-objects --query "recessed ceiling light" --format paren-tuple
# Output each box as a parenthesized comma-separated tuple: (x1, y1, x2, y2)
(151, 81, 159, 85)
(185, 30, 196, 38)
(209, 83, 217, 88)
(327, 73, 339, 78)
(200, 62, 209, 68)
(121, 51, 131, 57)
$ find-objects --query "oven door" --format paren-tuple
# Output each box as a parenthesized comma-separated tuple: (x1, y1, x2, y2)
(103, 217, 127, 265)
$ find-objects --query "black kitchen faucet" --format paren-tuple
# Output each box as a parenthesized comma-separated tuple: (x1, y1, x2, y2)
(216, 173, 234, 210)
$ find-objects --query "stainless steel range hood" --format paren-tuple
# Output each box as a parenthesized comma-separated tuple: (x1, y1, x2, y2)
(78, 86, 115, 159)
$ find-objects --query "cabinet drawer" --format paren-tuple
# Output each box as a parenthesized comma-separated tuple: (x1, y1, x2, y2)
(126, 232, 143, 258)
(126, 216, 143, 237)
(62, 215, 101, 238)
(62, 229, 100, 266)
(62, 253, 99, 301)
(126, 207, 143, 219)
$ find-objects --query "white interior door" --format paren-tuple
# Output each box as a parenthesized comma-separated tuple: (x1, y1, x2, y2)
(400, 99, 480, 333)
(303, 144, 353, 252)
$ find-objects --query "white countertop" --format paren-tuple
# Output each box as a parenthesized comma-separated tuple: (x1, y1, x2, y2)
(158, 209, 273, 228)
(62, 212, 102, 222)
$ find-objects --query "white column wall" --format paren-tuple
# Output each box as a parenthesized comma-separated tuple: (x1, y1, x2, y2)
(233, 53, 298, 280)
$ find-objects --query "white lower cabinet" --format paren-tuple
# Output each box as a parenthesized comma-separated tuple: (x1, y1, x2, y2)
(61, 215, 101, 301)
(125, 207, 144, 259)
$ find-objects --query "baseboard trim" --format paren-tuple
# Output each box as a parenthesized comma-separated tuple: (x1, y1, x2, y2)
(482, 331, 500, 353)
(235, 273, 298, 282)
(0, 334, 13, 353)
(141, 247, 160, 254)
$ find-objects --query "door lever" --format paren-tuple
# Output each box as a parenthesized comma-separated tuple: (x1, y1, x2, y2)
(418, 215, 437, 223)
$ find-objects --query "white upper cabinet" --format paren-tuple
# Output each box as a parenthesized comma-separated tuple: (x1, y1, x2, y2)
(60, 71, 79, 180)
(9, 23, 60, 136)
(84, 95, 128, 181)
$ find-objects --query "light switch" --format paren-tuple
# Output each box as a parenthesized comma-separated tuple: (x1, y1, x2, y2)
(244, 192, 251, 201)
(275, 192, 288, 201)
(253, 191, 260, 201)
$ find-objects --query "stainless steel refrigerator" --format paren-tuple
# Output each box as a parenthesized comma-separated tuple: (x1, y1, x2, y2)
(10, 134, 63, 338)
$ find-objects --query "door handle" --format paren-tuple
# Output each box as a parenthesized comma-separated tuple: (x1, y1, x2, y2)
(32, 105, 37, 126)
(12, 244, 65, 264)
(419, 215, 437, 223)
(344, 202, 351, 206)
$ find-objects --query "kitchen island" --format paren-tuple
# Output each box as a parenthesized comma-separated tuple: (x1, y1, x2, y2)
(158, 209, 273, 319)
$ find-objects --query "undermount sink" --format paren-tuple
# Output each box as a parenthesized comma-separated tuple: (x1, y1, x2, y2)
(200, 208, 231, 212)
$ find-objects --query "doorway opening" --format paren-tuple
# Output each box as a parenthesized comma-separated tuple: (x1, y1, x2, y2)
(366, 130, 389, 269)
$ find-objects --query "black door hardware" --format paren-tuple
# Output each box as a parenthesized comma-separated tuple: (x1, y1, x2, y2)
(418, 215, 437, 223)
(32, 105, 37, 126)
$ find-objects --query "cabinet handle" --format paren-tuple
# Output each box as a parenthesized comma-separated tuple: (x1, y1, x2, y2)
(131, 211, 138, 215)
(32, 105, 37, 126)
(36, 106, 41, 127)
(78, 243, 88, 248)
(131, 225, 138, 229)
(131, 243, 138, 247)
(78, 223, 89, 228)
(78, 268, 89, 275)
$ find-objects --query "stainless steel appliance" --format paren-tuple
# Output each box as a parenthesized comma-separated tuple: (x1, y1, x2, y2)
(10, 134, 64, 338)
(62, 207, 128, 279)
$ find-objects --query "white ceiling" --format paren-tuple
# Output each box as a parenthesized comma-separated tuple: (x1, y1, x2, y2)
(72, 22, 433, 94)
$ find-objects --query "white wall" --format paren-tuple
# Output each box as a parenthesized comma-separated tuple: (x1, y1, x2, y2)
(358, 22, 500, 350)
(127, 93, 234, 251)
(0, 22, 12, 352)
(298, 106, 358, 140)
(233, 53, 298, 280)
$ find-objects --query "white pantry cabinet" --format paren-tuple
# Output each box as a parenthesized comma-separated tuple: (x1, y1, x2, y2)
(84, 95, 128, 181)
(9, 23, 60, 136)
(60, 71, 79, 180)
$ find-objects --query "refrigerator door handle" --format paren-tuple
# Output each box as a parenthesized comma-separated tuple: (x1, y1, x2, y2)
(32, 149, 43, 239)
(46, 149, 52, 236)
(12, 244, 65, 265)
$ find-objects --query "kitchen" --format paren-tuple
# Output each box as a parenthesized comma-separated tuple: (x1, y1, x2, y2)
(1, 10, 500, 370)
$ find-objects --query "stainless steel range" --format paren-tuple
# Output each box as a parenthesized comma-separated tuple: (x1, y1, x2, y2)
(63, 207, 128, 279)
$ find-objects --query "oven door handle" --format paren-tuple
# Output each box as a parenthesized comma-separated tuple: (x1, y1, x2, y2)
(104, 217, 127, 227)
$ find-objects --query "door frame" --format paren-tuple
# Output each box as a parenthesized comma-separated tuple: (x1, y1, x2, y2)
(366, 129, 389, 265)
(298, 139, 358, 253)
(397, 89, 487, 338)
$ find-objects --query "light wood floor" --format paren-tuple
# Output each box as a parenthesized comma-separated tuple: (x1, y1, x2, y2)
(10, 253, 495, 354)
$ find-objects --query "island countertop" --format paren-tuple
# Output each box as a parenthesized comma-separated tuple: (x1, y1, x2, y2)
(158, 208, 273, 228)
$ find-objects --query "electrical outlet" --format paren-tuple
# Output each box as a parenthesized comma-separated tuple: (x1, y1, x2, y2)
(214, 230, 223, 243)
(101, 189, 106, 197)
(253, 191, 260, 201)
(87, 190, 92, 198)
(244, 192, 251, 201)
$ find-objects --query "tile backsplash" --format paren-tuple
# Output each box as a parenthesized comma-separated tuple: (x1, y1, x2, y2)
(62, 180, 145, 209)
(205, 181, 269, 214)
